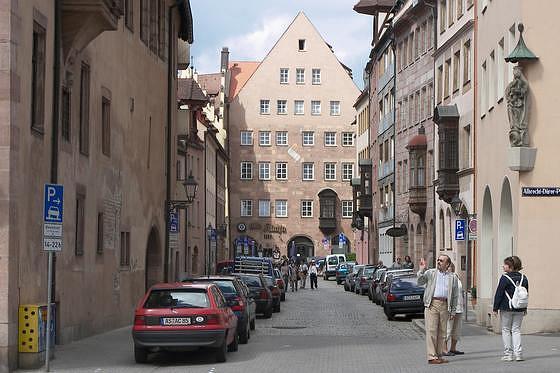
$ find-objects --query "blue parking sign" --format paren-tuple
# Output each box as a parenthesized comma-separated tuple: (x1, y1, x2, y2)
(43, 184, 64, 223)
(169, 211, 179, 233)
(455, 219, 466, 241)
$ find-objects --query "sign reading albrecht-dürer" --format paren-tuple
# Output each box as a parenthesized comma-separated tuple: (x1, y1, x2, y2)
(522, 187, 560, 197)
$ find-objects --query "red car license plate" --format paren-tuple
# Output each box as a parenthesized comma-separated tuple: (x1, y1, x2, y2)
(161, 317, 191, 325)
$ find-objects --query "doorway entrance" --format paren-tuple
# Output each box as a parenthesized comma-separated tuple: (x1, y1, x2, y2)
(287, 235, 315, 260)
(145, 227, 162, 291)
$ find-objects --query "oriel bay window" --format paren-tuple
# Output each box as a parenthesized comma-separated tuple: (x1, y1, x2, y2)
(318, 189, 337, 232)
(434, 105, 460, 203)
(406, 125, 428, 217)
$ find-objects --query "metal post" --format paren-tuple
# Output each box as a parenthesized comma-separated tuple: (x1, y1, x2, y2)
(45, 251, 53, 372)
(464, 214, 470, 322)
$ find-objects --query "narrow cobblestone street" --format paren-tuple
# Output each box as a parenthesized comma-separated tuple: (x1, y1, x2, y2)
(18, 279, 560, 373)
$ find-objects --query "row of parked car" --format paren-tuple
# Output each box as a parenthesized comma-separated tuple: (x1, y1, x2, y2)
(335, 262, 425, 320)
(132, 257, 287, 364)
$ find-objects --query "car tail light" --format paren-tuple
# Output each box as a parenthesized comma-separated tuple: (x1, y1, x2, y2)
(386, 293, 397, 302)
(260, 289, 269, 299)
(230, 296, 245, 312)
(134, 315, 145, 326)
(206, 314, 221, 325)
(276, 279, 284, 289)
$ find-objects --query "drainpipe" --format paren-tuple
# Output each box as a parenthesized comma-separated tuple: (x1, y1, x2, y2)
(391, 34, 396, 264)
(50, 0, 61, 183)
(164, 0, 184, 282)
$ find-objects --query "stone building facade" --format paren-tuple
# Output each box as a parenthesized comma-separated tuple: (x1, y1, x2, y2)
(393, 0, 436, 267)
(0, 1, 193, 370)
(228, 12, 359, 260)
(434, 0, 475, 287)
(475, 0, 560, 333)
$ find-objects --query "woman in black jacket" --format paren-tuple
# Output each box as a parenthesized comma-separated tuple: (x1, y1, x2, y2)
(492, 256, 529, 362)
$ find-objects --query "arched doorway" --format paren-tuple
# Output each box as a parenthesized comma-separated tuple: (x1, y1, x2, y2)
(145, 227, 162, 291)
(287, 235, 315, 260)
(499, 178, 513, 265)
(480, 187, 494, 299)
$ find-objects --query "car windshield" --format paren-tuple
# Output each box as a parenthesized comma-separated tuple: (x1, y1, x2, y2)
(239, 275, 262, 288)
(353, 266, 364, 274)
(262, 277, 274, 286)
(391, 277, 424, 290)
(328, 257, 338, 265)
(339, 264, 347, 269)
(144, 289, 209, 309)
(211, 281, 238, 295)
(364, 267, 375, 276)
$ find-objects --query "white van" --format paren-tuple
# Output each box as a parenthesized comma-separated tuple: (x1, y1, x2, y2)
(323, 254, 347, 280)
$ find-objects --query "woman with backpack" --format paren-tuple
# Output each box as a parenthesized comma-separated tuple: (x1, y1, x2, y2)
(492, 255, 529, 362)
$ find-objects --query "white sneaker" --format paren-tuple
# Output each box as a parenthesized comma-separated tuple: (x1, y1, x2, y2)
(515, 355, 524, 361)
(501, 355, 514, 362)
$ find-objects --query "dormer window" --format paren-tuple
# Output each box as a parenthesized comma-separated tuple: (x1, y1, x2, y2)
(298, 39, 306, 51)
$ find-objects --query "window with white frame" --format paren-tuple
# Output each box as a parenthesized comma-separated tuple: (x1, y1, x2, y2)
(275, 200, 288, 217)
(324, 162, 336, 180)
(259, 162, 271, 180)
(276, 131, 288, 146)
(296, 68, 305, 84)
(240, 130, 253, 145)
(342, 132, 354, 146)
(241, 200, 253, 216)
(276, 162, 288, 180)
(302, 162, 314, 180)
(301, 200, 313, 217)
(259, 200, 270, 217)
(260, 99, 270, 114)
(312, 68, 321, 84)
(280, 68, 289, 84)
(302, 131, 314, 146)
(311, 100, 321, 115)
(277, 100, 287, 114)
(342, 200, 353, 218)
(342, 163, 353, 181)
(240, 161, 253, 180)
(294, 100, 304, 115)
(324, 132, 336, 146)
(330, 101, 341, 116)
(259, 131, 271, 146)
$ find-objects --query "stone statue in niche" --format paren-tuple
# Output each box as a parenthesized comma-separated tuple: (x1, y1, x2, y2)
(505, 66, 529, 147)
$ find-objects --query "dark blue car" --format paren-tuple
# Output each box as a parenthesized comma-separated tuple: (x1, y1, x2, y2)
(382, 274, 425, 320)
(335, 262, 354, 284)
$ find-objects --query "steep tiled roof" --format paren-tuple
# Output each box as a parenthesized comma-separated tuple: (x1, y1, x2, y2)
(177, 78, 208, 105)
(228, 61, 261, 98)
(198, 73, 222, 96)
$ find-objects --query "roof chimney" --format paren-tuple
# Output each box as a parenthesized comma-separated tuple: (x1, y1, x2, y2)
(221, 47, 229, 73)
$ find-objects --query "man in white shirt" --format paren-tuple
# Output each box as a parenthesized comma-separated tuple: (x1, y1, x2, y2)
(308, 261, 318, 289)
(418, 255, 459, 365)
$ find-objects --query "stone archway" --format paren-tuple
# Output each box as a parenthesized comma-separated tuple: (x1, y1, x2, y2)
(499, 178, 513, 265)
(145, 227, 162, 291)
(287, 235, 315, 259)
(480, 187, 494, 299)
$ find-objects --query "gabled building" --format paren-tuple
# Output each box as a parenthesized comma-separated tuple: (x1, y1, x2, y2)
(228, 12, 359, 260)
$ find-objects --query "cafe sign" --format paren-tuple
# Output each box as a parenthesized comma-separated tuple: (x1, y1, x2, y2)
(264, 224, 287, 234)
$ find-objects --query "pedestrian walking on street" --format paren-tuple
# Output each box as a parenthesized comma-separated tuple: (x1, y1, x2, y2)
(309, 260, 318, 289)
(300, 261, 308, 289)
(391, 257, 403, 269)
(444, 262, 464, 357)
(403, 255, 414, 269)
(289, 261, 299, 292)
(281, 259, 290, 290)
(417, 255, 459, 365)
(493, 255, 529, 362)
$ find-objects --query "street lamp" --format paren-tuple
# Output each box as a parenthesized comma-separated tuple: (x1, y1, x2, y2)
(206, 223, 214, 276)
(450, 195, 463, 217)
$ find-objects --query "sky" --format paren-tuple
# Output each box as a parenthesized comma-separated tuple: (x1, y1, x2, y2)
(189, 0, 373, 89)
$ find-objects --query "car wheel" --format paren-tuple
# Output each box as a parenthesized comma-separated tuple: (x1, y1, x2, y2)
(250, 318, 256, 330)
(215, 338, 227, 363)
(134, 345, 148, 364)
(228, 331, 239, 352)
(281, 292, 286, 301)
(384, 306, 395, 321)
(239, 323, 249, 344)
(264, 306, 273, 319)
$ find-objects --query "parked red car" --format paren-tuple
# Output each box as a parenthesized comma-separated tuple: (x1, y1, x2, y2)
(132, 282, 238, 363)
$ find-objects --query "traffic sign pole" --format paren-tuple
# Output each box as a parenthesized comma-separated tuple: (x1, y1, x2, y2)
(45, 251, 53, 372)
